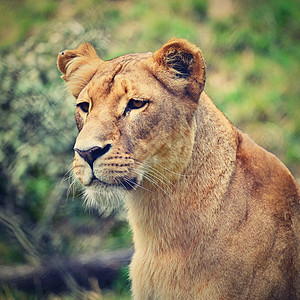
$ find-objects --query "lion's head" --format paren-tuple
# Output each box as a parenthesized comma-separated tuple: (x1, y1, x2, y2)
(57, 39, 206, 211)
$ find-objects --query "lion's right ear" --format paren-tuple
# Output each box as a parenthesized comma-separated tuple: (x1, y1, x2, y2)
(57, 43, 102, 97)
(153, 39, 206, 103)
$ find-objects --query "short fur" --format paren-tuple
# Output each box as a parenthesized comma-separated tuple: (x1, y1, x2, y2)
(57, 39, 300, 299)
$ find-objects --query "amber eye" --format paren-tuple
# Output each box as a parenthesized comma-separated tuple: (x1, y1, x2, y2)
(77, 102, 89, 113)
(127, 99, 148, 110)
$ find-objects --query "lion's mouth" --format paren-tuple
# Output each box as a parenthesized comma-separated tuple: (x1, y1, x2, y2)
(91, 177, 138, 191)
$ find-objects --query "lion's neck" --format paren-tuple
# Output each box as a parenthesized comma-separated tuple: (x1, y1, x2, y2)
(126, 92, 237, 253)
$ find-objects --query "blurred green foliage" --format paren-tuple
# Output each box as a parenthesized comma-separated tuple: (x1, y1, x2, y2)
(0, 0, 58, 50)
(0, 0, 299, 298)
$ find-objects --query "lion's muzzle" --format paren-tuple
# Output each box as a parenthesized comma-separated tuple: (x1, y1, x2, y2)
(74, 144, 112, 168)
(73, 142, 141, 192)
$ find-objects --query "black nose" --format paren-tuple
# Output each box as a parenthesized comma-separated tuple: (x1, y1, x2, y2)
(74, 144, 112, 167)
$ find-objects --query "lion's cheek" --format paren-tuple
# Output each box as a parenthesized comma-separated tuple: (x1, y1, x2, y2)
(126, 113, 172, 151)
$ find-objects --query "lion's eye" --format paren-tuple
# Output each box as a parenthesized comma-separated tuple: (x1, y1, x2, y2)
(77, 102, 89, 113)
(127, 99, 148, 110)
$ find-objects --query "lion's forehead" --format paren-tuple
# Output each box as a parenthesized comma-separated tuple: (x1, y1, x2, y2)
(82, 53, 158, 105)
(97, 52, 152, 78)
(109, 52, 153, 65)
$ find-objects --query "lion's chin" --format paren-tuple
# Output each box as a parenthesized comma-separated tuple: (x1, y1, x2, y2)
(82, 180, 128, 214)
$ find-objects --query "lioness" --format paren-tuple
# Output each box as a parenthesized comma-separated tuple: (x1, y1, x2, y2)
(57, 39, 300, 299)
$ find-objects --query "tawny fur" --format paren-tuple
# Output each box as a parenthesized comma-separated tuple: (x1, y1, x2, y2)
(58, 39, 300, 299)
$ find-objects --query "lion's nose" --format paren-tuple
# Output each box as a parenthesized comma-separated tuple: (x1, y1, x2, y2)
(74, 144, 112, 167)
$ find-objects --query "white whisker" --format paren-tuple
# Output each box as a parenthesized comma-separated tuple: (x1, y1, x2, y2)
(144, 169, 173, 189)
(62, 163, 78, 201)
(133, 162, 174, 195)
(130, 160, 175, 199)
(125, 172, 153, 193)
(135, 158, 194, 178)
(134, 161, 174, 187)
(134, 164, 172, 199)
(142, 173, 174, 200)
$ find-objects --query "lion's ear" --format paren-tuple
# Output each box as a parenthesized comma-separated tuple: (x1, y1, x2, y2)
(153, 39, 206, 102)
(57, 43, 102, 97)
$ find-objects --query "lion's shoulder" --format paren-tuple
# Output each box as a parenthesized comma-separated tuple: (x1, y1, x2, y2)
(234, 130, 300, 215)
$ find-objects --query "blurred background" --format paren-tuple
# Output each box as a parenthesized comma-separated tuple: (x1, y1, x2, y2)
(0, 0, 299, 299)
